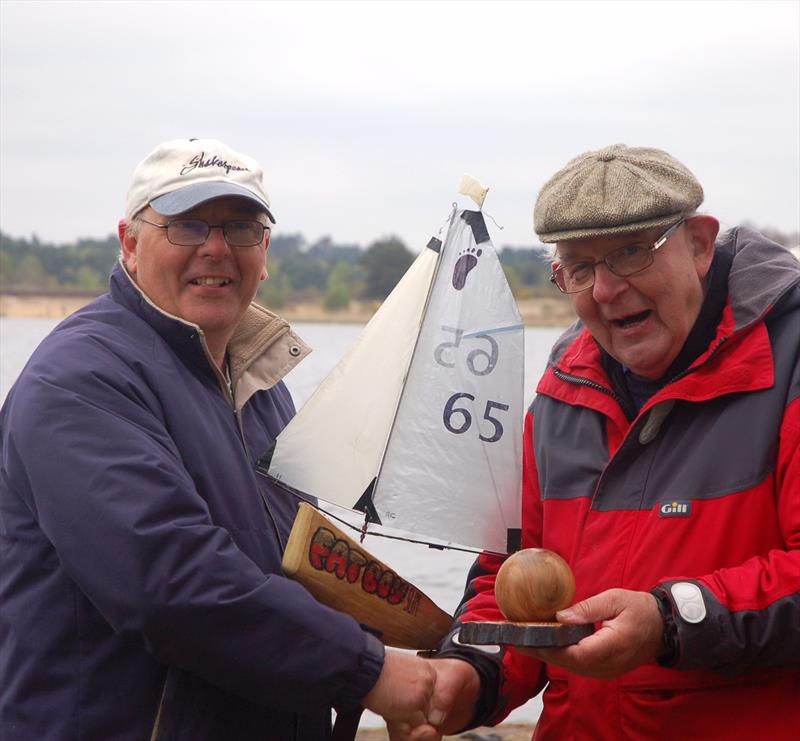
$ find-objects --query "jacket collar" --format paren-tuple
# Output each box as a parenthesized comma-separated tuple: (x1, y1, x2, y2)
(538, 227, 800, 411)
(725, 225, 800, 330)
(109, 261, 310, 409)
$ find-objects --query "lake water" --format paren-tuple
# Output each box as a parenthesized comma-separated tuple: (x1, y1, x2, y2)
(0, 317, 564, 727)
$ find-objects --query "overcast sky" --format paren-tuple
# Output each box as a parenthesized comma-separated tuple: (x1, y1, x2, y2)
(1, 0, 798, 250)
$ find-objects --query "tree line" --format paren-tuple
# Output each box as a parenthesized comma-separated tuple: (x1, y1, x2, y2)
(0, 230, 558, 309)
(1, 223, 796, 310)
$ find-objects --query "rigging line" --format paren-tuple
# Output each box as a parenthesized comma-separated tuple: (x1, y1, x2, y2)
(463, 322, 524, 339)
(482, 210, 504, 231)
(264, 472, 503, 556)
(437, 204, 457, 237)
(319, 504, 497, 556)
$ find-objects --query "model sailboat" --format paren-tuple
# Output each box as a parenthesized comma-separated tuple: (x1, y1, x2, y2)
(259, 178, 523, 649)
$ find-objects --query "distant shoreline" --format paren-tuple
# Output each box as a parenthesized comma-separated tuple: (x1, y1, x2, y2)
(0, 293, 576, 328)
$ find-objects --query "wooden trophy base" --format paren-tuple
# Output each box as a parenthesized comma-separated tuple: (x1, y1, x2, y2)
(459, 619, 594, 648)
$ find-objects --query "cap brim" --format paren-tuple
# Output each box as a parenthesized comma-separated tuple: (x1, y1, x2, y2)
(150, 182, 275, 224)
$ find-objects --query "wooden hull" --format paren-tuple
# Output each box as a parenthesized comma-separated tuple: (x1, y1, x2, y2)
(282, 502, 454, 650)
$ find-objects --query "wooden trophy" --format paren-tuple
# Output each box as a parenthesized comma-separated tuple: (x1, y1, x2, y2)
(459, 548, 594, 647)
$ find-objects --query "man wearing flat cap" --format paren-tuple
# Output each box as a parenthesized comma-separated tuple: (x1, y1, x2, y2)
(0, 139, 439, 740)
(406, 145, 800, 740)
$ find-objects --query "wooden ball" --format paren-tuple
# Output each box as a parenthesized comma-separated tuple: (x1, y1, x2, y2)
(495, 548, 575, 622)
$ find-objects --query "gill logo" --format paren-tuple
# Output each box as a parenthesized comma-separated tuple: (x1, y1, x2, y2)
(659, 501, 692, 517)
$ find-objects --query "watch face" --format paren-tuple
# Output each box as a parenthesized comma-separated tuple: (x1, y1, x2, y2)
(671, 582, 706, 623)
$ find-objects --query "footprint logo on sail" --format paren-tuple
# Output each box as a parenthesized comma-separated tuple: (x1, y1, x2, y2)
(452, 247, 482, 290)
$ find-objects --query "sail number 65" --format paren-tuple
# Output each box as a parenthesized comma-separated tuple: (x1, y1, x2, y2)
(443, 393, 509, 443)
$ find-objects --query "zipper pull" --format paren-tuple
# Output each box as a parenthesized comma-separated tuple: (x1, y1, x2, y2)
(639, 400, 676, 444)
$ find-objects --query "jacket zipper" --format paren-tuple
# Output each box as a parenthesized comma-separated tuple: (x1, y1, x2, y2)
(552, 336, 731, 503)
(230, 385, 297, 734)
(552, 367, 631, 415)
(665, 336, 727, 386)
(231, 403, 287, 555)
(552, 338, 735, 575)
(148, 677, 168, 741)
(209, 339, 286, 556)
(552, 336, 729, 418)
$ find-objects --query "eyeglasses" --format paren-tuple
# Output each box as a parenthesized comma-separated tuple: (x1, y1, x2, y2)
(549, 218, 686, 294)
(140, 218, 270, 248)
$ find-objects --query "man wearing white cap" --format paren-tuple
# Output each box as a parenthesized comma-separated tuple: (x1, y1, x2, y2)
(0, 138, 437, 740)
(406, 145, 800, 740)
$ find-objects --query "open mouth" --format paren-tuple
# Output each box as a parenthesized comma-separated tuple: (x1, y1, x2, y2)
(613, 310, 651, 328)
(190, 277, 231, 287)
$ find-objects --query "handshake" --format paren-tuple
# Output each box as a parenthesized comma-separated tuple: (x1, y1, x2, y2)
(362, 652, 481, 741)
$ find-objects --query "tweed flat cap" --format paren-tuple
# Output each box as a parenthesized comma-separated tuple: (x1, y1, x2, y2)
(534, 144, 704, 243)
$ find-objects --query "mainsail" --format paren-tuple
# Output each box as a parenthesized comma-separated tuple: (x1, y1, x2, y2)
(266, 206, 523, 554)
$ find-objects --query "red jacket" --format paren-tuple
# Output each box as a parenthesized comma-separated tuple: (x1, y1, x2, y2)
(445, 228, 800, 740)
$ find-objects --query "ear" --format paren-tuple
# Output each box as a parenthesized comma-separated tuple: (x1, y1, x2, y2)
(118, 219, 139, 275)
(261, 233, 270, 281)
(685, 215, 720, 281)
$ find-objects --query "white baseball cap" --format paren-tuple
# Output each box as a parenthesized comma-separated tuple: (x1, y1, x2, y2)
(125, 138, 275, 223)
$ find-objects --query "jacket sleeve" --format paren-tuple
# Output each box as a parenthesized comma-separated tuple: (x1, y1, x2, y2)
(436, 409, 546, 726)
(1, 336, 383, 713)
(652, 394, 800, 674)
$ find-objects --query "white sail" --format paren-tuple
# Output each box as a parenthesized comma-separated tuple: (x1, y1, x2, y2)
(372, 211, 523, 553)
(268, 208, 523, 554)
(267, 245, 439, 508)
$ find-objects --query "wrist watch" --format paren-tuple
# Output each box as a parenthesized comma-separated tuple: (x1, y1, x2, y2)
(652, 590, 679, 666)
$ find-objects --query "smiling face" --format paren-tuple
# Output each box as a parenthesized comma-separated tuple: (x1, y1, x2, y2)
(119, 197, 269, 366)
(558, 216, 719, 379)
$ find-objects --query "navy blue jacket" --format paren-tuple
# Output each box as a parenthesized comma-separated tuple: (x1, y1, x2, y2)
(0, 263, 384, 740)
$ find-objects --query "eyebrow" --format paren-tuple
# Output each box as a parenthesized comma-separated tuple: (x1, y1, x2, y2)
(557, 233, 654, 262)
(556, 250, 592, 263)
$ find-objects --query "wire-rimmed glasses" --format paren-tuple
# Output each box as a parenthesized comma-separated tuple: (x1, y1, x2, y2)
(549, 218, 686, 294)
(140, 218, 270, 248)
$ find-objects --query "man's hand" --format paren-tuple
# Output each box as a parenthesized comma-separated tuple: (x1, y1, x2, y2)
(384, 657, 481, 741)
(363, 650, 439, 740)
(518, 588, 664, 679)
(428, 658, 482, 734)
